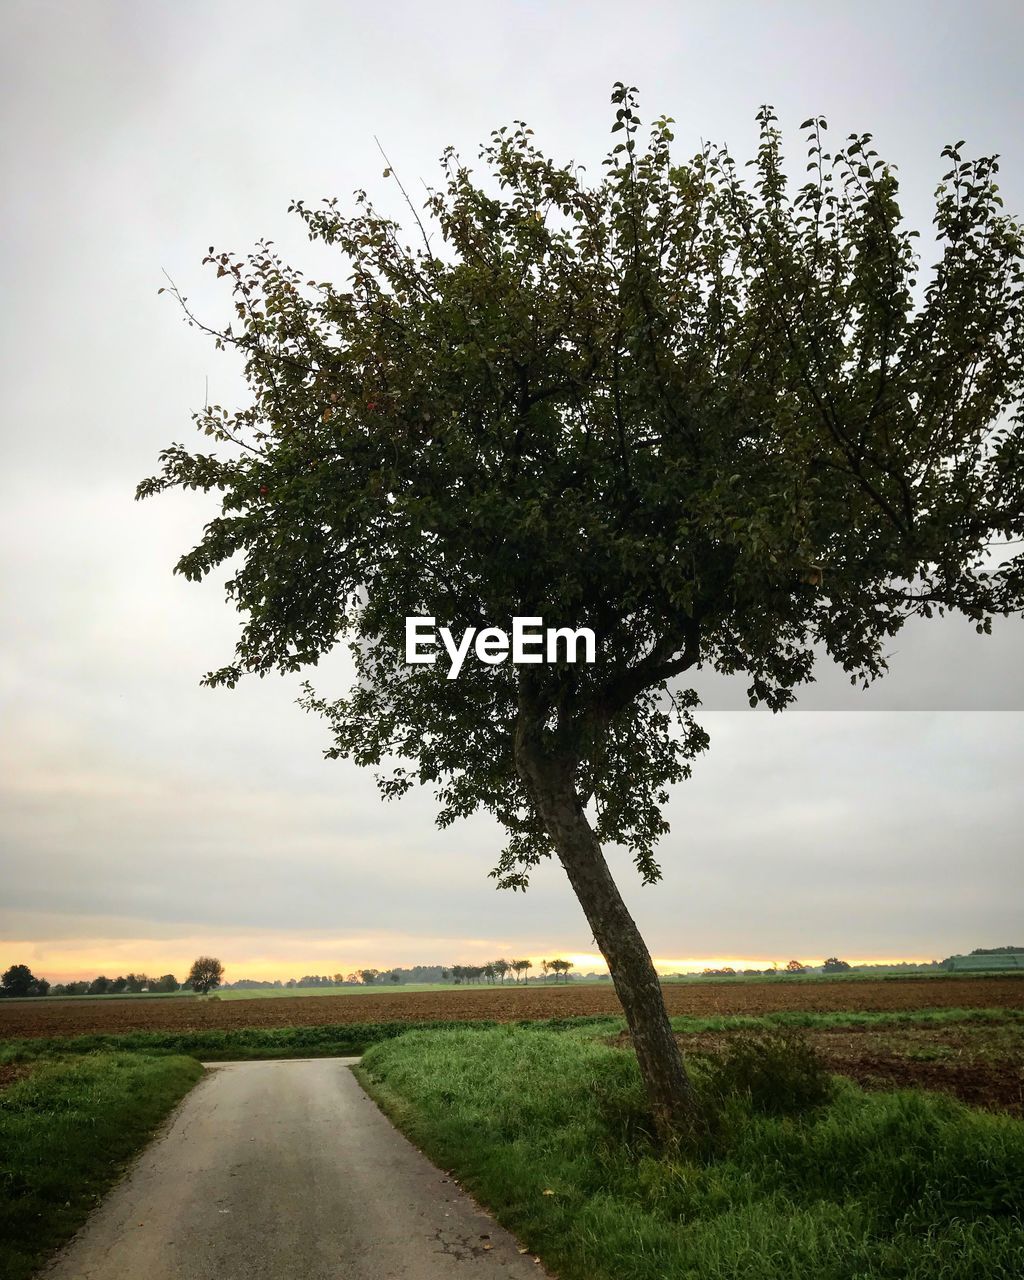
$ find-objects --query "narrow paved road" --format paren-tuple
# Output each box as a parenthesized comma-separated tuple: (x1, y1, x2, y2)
(43, 1058, 546, 1279)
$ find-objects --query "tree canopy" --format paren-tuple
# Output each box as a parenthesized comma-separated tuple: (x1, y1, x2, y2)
(1, 964, 47, 998)
(141, 87, 1024, 892)
(187, 956, 224, 995)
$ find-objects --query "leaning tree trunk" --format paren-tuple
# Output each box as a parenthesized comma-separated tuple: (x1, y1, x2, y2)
(517, 744, 704, 1145)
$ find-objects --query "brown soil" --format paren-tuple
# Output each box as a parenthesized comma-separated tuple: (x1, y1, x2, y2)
(0, 1061, 34, 1091)
(1, 976, 1022, 1041)
(610, 1021, 1024, 1116)
(838, 1055, 1023, 1114)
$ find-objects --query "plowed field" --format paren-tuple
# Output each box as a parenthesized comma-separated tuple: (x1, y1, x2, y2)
(2, 976, 1022, 1040)
(638, 1020, 1024, 1116)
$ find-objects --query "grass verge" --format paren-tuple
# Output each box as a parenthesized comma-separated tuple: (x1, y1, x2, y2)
(0, 1020, 504, 1061)
(358, 1026, 1024, 1280)
(668, 1006, 1024, 1033)
(0, 1052, 202, 1280)
(1, 1006, 1019, 1064)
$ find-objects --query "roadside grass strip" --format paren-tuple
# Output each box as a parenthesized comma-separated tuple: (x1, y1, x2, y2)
(0, 1052, 202, 1280)
(0, 1019, 506, 1061)
(1, 1007, 1020, 1063)
(357, 1026, 1024, 1280)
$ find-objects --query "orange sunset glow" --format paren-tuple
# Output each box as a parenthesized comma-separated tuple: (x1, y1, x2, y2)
(2, 936, 942, 986)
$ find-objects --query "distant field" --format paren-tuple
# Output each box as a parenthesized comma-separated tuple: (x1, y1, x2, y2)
(661, 968, 1019, 982)
(0, 990, 188, 1003)
(3, 975, 1022, 1041)
(212, 968, 1024, 995)
(215, 982, 473, 999)
(219, 971, 1018, 995)
(16, 970, 1013, 1006)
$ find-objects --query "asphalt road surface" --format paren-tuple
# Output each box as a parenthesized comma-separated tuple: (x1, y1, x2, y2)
(42, 1058, 547, 1279)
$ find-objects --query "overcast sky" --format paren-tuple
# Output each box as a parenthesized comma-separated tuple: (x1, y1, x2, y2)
(2, 1, 1022, 983)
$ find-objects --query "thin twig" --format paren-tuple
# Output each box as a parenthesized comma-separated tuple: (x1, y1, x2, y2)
(375, 135, 434, 260)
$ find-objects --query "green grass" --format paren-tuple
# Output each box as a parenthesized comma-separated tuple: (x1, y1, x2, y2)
(214, 982, 458, 999)
(2, 1010, 1020, 1279)
(28, 969, 1019, 1006)
(668, 1006, 1024, 1033)
(1, 1006, 1019, 1064)
(0, 1020, 499, 1061)
(23, 981, 586, 1003)
(357, 1026, 1024, 1280)
(0, 1016, 611, 1061)
(0, 990, 188, 1002)
(661, 969, 1024, 983)
(208, 981, 600, 999)
(0, 1052, 202, 1280)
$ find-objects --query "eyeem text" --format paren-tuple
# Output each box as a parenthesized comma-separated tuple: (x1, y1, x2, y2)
(405, 616, 597, 680)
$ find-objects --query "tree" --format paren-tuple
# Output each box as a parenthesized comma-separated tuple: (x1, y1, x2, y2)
(1, 964, 40, 998)
(358, 968, 380, 985)
(140, 87, 1024, 1142)
(785, 960, 807, 974)
(154, 973, 180, 992)
(493, 958, 510, 983)
(187, 956, 224, 995)
(549, 958, 573, 982)
(510, 959, 532, 984)
(822, 957, 851, 972)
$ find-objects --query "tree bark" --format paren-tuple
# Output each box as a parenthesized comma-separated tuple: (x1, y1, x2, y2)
(516, 740, 704, 1145)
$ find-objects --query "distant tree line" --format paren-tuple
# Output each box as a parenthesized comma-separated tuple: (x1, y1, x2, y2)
(700, 960, 805, 977)
(50, 973, 181, 996)
(442, 958, 576, 985)
(224, 970, 410, 987)
(0, 965, 179, 997)
(700, 958, 855, 977)
(1, 955, 225, 997)
(222, 960, 579, 987)
(222, 964, 458, 987)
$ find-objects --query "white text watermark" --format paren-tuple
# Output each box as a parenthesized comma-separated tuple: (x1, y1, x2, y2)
(405, 616, 597, 679)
